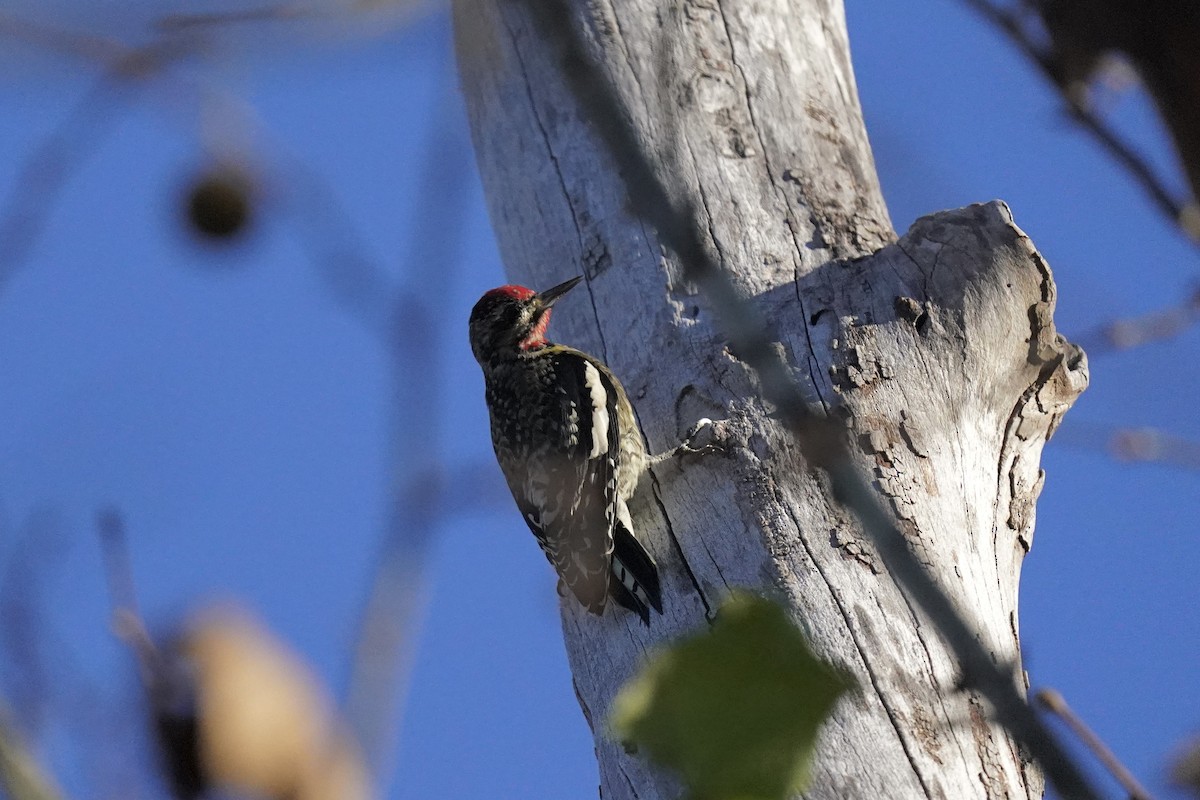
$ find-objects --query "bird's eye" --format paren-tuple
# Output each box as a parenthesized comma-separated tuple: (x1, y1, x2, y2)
(497, 304, 521, 330)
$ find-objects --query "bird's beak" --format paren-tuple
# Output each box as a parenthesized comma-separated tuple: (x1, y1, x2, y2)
(537, 276, 583, 308)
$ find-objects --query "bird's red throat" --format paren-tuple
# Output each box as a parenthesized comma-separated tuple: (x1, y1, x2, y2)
(520, 309, 551, 351)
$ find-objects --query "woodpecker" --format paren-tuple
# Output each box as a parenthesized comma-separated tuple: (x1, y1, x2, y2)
(469, 276, 664, 624)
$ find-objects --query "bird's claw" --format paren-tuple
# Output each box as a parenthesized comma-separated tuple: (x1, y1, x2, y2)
(647, 418, 729, 467)
(674, 418, 726, 458)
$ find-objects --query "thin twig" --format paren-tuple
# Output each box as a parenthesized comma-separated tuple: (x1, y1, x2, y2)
(94, 508, 161, 682)
(958, 0, 1188, 232)
(0, 73, 138, 298)
(515, 1, 1100, 797)
(0, 12, 132, 68)
(157, 4, 306, 31)
(0, 10, 411, 304)
(1073, 287, 1200, 355)
(155, 0, 436, 33)
(1037, 688, 1155, 800)
(0, 509, 73, 733)
(0, 514, 114, 800)
(95, 508, 140, 621)
(0, 14, 194, 300)
(1054, 420, 1200, 471)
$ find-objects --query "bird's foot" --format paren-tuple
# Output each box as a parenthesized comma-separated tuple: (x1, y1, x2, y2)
(649, 418, 728, 465)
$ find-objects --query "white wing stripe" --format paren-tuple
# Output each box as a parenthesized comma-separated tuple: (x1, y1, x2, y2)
(582, 362, 610, 460)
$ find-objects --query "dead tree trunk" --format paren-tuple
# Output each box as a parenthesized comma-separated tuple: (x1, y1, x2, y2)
(453, 0, 1088, 797)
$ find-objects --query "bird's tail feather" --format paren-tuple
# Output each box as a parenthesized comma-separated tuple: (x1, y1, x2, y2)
(609, 522, 663, 625)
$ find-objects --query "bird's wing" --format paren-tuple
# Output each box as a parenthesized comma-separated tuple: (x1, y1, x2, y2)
(512, 349, 621, 613)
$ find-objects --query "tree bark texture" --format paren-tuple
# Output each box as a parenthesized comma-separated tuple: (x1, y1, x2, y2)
(453, 1, 1088, 797)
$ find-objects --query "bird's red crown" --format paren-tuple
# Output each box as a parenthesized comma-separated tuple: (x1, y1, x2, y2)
(484, 285, 537, 301)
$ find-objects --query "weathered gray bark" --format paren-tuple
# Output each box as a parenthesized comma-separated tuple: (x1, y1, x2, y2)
(453, 0, 1087, 798)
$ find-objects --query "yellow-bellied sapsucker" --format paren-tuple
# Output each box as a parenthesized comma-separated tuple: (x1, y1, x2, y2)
(469, 276, 664, 624)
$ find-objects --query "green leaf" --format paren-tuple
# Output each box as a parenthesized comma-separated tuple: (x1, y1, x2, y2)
(608, 593, 853, 800)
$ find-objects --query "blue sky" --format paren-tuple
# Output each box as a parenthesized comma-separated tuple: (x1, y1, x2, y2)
(0, 2, 1196, 799)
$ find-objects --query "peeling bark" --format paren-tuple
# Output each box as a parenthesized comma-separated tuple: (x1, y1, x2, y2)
(454, 0, 1086, 797)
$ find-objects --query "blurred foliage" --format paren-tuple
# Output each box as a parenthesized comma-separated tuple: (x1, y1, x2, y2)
(145, 603, 371, 800)
(0, 701, 64, 800)
(609, 594, 853, 800)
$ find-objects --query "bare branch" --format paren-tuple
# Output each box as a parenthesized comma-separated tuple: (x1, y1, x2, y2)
(0, 14, 195, 298)
(95, 508, 163, 685)
(96, 508, 140, 622)
(0, 509, 72, 732)
(1055, 420, 1200, 470)
(0, 12, 135, 68)
(157, 5, 307, 31)
(1074, 288, 1200, 354)
(0, 73, 138, 297)
(154, 1, 436, 33)
(959, 0, 1195, 239)
(1037, 688, 1155, 800)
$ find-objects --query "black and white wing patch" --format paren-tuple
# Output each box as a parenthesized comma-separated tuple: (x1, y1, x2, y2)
(513, 352, 621, 614)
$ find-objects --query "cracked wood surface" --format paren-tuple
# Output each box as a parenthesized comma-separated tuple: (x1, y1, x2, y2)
(454, 0, 1086, 797)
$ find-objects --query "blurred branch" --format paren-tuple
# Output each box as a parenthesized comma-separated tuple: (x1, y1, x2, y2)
(95, 507, 140, 622)
(345, 465, 438, 785)
(95, 510, 210, 800)
(959, 0, 1196, 239)
(311, 58, 473, 791)
(1173, 737, 1200, 797)
(0, 511, 130, 800)
(0, 509, 73, 734)
(157, 5, 307, 31)
(0, 12, 143, 68)
(0, 12, 473, 790)
(155, 0, 436, 33)
(437, 460, 511, 516)
(280, 146, 408, 785)
(0, 701, 65, 800)
(1073, 287, 1200, 354)
(0, 7, 425, 301)
(517, 1, 1099, 797)
(1054, 420, 1200, 470)
(277, 158, 397, 338)
(0, 72, 140, 298)
(1037, 688, 1154, 800)
(0, 14, 193, 300)
(95, 507, 163, 683)
(0, 10, 468, 797)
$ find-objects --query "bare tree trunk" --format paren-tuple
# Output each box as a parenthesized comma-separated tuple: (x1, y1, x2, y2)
(453, 0, 1087, 797)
